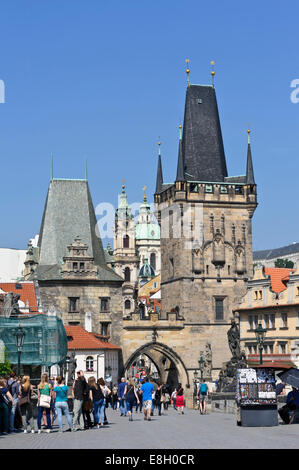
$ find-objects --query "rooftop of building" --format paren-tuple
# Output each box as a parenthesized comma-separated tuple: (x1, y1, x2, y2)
(65, 325, 121, 351)
(0, 281, 38, 312)
(253, 242, 299, 261)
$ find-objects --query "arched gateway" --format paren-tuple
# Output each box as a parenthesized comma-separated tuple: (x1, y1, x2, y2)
(123, 341, 190, 392)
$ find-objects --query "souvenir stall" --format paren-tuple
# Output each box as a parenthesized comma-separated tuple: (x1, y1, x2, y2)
(236, 368, 278, 427)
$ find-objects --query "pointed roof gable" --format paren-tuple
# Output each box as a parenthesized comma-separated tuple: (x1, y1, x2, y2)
(33, 179, 122, 282)
(181, 85, 228, 182)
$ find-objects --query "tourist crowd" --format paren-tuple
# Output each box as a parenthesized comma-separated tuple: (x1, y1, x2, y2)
(0, 370, 202, 434)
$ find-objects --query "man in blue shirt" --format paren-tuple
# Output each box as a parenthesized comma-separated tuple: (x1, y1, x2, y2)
(117, 377, 128, 417)
(141, 377, 154, 421)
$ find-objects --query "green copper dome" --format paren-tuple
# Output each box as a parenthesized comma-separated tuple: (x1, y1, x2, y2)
(135, 196, 160, 240)
(138, 258, 155, 278)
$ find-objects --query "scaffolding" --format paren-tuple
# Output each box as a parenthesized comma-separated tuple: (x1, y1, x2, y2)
(0, 314, 68, 367)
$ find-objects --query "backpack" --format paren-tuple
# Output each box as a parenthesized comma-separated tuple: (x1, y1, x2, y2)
(200, 383, 208, 394)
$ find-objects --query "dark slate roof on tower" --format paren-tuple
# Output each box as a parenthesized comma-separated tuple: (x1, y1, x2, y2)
(246, 142, 255, 185)
(181, 85, 228, 182)
(176, 136, 185, 182)
(155, 154, 164, 194)
(32, 179, 122, 282)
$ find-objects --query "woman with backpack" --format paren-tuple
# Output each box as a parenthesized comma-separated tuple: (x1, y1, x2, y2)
(19, 376, 36, 433)
(98, 378, 111, 425)
(124, 378, 139, 421)
(197, 379, 209, 415)
(53, 376, 73, 433)
(89, 376, 105, 428)
(37, 373, 53, 433)
(176, 383, 185, 414)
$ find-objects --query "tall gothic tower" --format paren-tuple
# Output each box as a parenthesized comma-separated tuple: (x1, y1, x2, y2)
(154, 81, 257, 375)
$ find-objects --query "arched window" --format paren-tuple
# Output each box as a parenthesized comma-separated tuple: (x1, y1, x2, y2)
(150, 253, 156, 271)
(125, 299, 131, 310)
(86, 356, 94, 372)
(124, 267, 131, 282)
(123, 235, 129, 248)
(139, 303, 145, 319)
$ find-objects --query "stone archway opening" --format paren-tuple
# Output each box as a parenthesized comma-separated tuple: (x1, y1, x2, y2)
(123, 342, 189, 394)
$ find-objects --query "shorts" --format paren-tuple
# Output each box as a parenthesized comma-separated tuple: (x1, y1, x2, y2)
(143, 400, 152, 410)
(200, 394, 207, 402)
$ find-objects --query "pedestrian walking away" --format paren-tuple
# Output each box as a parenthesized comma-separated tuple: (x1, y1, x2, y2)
(112, 384, 118, 410)
(125, 379, 139, 421)
(19, 376, 36, 433)
(53, 376, 73, 432)
(135, 384, 143, 413)
(88, 376, 105, 428)
(171, 388, 177, 410)
(37, 373, 52, 433)
(98, 378, 111, 425)
(140, 377, 154, 421)
(176, 383, 185, 414)
(72, 370, 88, 431)
(197, 379, 209, 415)
(117, 377, 128, 417)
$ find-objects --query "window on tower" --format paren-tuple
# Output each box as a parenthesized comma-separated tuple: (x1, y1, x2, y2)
(123, 235, 129, 248)
(150, 253, 156, 271)
(125, 299, 131, 310)
(124, 267, 131, 282)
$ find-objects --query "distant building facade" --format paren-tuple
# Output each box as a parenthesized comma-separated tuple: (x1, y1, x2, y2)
(253, 242, 299, 269)
(236, 266, 299, 369)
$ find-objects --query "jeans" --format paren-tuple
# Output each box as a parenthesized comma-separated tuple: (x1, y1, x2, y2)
(20, 403, 35, 431)
(55, 401, 73, 431)
(126, 401, 135, 413)
(119, 397, 127, 416)
(112, 397, 118, 410)
(9, 397, 19, 431)
(0, 402, 9, 433)
(72, 399, 83, 429)
(37, 406, 52, 430)
(93, 398, 105, 425)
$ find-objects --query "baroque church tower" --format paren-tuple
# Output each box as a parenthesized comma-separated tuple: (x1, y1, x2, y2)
(113, 184, 139, 316)
(154, 72, 257, 376)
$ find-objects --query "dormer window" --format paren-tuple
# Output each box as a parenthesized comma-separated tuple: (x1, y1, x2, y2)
(73, 262, 78, 270)
(80, 262, 85, 270)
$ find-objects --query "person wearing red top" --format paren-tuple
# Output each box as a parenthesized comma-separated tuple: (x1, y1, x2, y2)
(176, 383, 184, 414)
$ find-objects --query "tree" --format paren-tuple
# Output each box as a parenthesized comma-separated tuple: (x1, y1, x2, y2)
(0, 347, 13, 376)
(274, 258, 294, 269)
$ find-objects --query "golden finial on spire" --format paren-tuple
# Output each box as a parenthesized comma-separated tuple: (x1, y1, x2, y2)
(143, 185, 147, 202)
(179, 123, 182, 140)
(121, 178, 126, 192)
(158, 139, 161, 156)
(185, 58, 190, 86)
(211, 60, 215, 87)
(247, 125, 251, 144)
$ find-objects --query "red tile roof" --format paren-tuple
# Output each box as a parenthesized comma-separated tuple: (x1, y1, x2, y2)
(65, 325, 121, 351)
(0, 282, 38, 312)
(264, 267, 295, 295)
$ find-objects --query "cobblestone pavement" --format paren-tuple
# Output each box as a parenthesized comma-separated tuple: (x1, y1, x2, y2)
(1, 407, 299, 449)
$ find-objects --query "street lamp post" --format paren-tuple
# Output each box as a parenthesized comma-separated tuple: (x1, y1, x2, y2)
(254, 323, 267, 365)
(14, 324, 26, 376)
(198, 354, 205, 381)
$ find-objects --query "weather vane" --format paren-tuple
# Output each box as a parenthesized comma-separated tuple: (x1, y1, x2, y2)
(211, 60, 215, 87)
(186, 59, 190, 86)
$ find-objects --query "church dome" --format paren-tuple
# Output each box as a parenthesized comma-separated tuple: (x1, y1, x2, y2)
(138, 258, 155, 278)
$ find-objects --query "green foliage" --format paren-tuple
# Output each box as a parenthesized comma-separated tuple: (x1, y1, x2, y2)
(0, 347, 13, 376)
(274, 258, 294, 269)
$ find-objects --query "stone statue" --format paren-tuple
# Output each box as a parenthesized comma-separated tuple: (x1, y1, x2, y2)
(2, 292, 21, 318)
(227, 319, 241, 359)
(68, 351, 77, 383)
(216, 319, 247, 392)
(203, 342, 212, 378)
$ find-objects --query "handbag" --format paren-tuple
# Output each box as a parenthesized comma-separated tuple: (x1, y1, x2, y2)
(82, 399, 93, 412)
(19, 394, 30, 406)
(39, 394, 51, 408)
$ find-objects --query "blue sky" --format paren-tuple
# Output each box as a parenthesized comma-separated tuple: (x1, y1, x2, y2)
(0, 1, 298, 251)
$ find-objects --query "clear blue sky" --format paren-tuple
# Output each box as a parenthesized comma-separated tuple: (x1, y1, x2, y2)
(0, 1, 298, 251)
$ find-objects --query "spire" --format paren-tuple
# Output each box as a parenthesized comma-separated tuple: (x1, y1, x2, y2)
(185, 59, 190, 87)
(176, 124, 185, 182)
(246, 129, 255, 185)
(155, 142, 163, 194)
